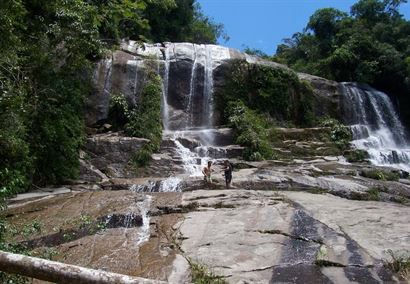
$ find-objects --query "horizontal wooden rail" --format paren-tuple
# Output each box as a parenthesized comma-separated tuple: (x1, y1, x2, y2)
(0, 250, 165, 284)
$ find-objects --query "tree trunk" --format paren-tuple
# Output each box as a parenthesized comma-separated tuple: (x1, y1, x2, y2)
(0, 250, 164, 284)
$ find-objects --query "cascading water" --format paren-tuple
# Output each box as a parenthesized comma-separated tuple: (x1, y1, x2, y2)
(161, 44, 230, 180)
(128, 43, 231, 193)
(172, 133, 210, 176)
(342, 82, 410, 171)
(162, 46, 171, 131)
(204, 45, 215, 128)
(103, 58, 113, 97)
(135, 195, 152, 246)
(187, 45, 198, 127)
(130, 177, 182, 193)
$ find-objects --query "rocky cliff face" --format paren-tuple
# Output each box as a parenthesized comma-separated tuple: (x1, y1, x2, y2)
(87, 41, 342, 129)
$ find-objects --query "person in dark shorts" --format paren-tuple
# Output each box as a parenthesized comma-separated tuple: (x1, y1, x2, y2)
(223, 160, 233, 189)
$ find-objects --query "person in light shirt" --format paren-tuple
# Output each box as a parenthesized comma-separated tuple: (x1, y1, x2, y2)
(202, 160, 213, 183)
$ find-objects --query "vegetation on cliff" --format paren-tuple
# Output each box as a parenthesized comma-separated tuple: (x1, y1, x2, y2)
(218, 60, 316, 160)
(274, 0, 410, 126)
(226, 101, 274, 161)
(109, 69, 163, 167)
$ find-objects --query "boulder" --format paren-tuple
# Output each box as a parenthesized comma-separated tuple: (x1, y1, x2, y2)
(298, 73, 342, 119)
(83, 132, 149, 179)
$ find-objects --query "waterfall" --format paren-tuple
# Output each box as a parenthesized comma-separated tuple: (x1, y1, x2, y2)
(164, 44, 218, 178)
(342, 83, 410, 171)
(162, 46, 171, 131)
(103, 58, 112, 97)
(204, 45, 215, 128)
(172, 133, 209, 177)
(187, 45, 198, 128)
(185, 44, 215, 129)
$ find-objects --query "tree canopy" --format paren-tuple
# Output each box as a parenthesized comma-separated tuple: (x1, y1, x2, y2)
(274, 0, 410, 125)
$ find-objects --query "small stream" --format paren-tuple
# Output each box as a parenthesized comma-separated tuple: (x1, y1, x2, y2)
(135, 195, 152, 246)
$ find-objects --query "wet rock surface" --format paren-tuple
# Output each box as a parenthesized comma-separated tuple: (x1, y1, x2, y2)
(80, 132, 149, 180)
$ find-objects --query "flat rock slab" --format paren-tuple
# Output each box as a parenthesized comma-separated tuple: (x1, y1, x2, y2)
(281, 191, 410, 260)
(177, 190, 399, 283)
(8, 187, 72, 207)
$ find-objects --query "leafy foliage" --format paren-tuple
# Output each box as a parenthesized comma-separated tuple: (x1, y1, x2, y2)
(188, 259, 228, 284)
(345, 149, 370, 163)
(319, 118, 353, 150)
(360, 169, 400, 181)
(125, 72, 163, 149)
(226, 101, 273, 161)
(217, 60, 320, 160)
(242, 46, 270, 59)
(218, 60, 315, 127)
(143, 0, 227, 44)
(109, 70, 163, 167)
(274, 0, 410, 125)
(385, 249, 410, 281)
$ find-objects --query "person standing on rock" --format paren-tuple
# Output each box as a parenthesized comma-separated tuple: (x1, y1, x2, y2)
(202, 161, 213, 183)
(223, 160, 233, 189)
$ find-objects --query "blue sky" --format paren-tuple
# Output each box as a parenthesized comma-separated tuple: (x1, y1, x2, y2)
(197, 0, 410, 55)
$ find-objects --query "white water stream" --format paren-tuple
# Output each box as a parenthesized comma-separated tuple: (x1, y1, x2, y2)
(187, 45, 198, 127)
(162, 46, 171, 131)
(135, 195, 152, 246)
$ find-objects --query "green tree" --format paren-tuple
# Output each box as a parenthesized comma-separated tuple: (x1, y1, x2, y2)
(145, 0, 227, 44)
(307, 8, 347, 55)
(275, 0, 410, 125)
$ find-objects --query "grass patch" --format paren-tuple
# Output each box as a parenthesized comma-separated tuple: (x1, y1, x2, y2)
(212, 202, 236, 209)
(385, 249, 410, 281)
(351, 188, 381, 201)
(360, 169, 400, 182)
(188, 259, 228, 284)
(350, 187, 381, 201)
(319, 118, 352, 150)
(307, 188, 329, 195)
(367, 188, 381, 201)
(345, 149, 369, 163)
(21, 221, 42, 238)
(350, 191, 370, 201)
(132, 144, 153, 168)
(178, 202, 200, 213)
(395, 196, 409, 205)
